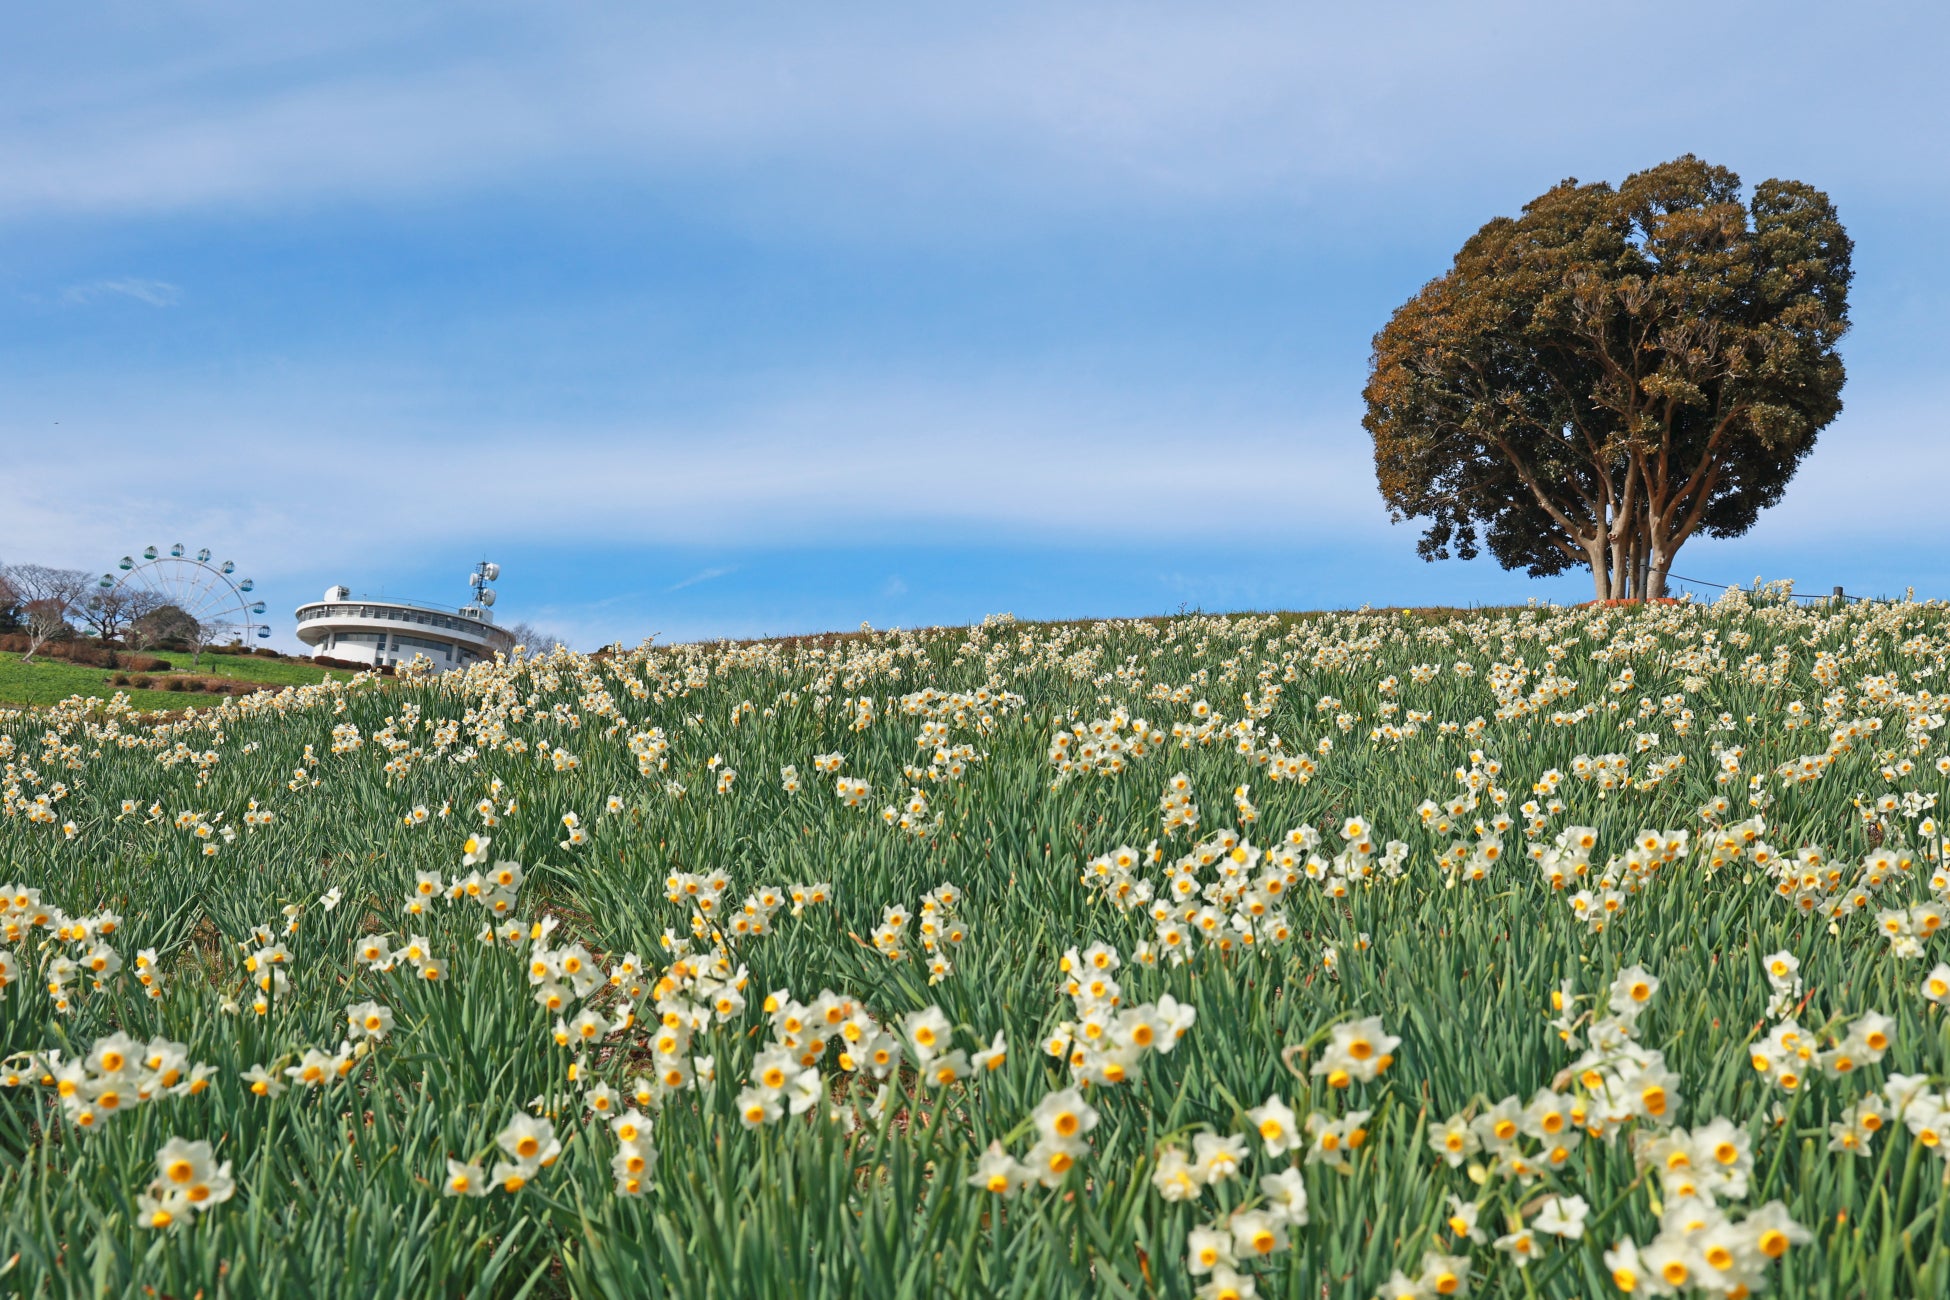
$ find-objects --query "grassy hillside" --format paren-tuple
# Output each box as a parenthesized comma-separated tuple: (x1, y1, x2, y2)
(146, 650, 355, 688)
(0, 649, 353, 712)
(1, 599, 1944, 1296)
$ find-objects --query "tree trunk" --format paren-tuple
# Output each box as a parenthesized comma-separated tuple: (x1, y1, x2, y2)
(1647, 527, 1676, 600)
(1614, 533, 1639, 601)
(1588, 538, 1613, 603)
(1645, 502, 1678, 600)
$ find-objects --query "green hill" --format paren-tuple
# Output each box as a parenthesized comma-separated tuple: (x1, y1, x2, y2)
(0, 648, 353, 713)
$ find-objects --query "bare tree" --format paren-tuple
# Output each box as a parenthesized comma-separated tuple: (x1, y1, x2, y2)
(191, 618, 249, 667)
(4, 565, 91, 663)
(81, 585, 164, 646)
(503, 621, 570, 654)
(187, 617, 218, 668)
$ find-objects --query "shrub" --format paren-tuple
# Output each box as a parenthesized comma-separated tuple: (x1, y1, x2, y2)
(0, 635, 113, 665)
(310, 655, 368, 671)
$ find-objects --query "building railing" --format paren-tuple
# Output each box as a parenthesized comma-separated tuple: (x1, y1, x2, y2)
(295, 602, 503, 639)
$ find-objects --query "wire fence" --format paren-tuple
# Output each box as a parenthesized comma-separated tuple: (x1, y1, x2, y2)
(1665, 573, 1870, 604)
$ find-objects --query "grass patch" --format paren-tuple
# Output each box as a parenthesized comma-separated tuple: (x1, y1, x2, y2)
(145, 650, 349, 688)
(0, 650, 349, 712)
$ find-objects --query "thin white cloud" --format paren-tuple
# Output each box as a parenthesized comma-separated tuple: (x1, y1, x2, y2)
(0, 3, 1936, 227)
(6, 362, 1929, 593)
(667, 566, 735, 592)
(60, 278, 179, 306)
(0, 369, 1383, 590)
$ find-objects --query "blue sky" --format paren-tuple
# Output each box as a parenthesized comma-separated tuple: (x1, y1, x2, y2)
(5, 2, 1946, 648)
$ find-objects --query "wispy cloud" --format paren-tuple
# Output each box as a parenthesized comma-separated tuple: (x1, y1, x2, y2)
(0, 370, 1380, 582)
(667, 565, 735, 592)
(0, 4, 1936, 228)
(61, 278, 179, 307)
(10, 363, 1937, 589)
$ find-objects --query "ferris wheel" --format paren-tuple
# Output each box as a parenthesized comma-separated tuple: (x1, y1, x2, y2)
(99, 544, 271, 645)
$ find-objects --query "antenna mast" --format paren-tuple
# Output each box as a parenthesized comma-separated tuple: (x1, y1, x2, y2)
(464, 559, 501, 621)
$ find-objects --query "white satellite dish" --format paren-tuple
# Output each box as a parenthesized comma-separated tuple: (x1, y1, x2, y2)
(463, 559, 504, 616)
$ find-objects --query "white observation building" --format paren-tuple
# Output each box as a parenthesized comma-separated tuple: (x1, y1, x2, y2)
(295, 561, 515, 672)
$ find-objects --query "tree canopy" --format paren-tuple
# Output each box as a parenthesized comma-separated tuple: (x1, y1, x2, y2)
(1363, 155, 1851, 601)
(131, 603, 201, 651)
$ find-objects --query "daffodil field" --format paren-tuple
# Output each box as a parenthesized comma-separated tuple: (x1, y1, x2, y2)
(8, 593, 1950, 1298)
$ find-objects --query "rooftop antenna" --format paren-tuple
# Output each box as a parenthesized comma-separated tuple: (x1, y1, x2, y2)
(463, 559, 501, 621)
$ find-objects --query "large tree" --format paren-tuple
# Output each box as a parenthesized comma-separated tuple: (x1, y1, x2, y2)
(1364, 155, 1851, 601)
(3, 564, 91, 662)
(130, 603, 202, 654)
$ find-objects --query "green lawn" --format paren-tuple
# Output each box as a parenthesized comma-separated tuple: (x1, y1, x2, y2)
(0, 650, 352, 713)
(147, 649, 351, 687)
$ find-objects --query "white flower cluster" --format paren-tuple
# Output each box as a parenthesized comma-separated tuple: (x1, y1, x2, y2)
(1043, 943, 1195, 1087)
(9, 1029, 215, 1133)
